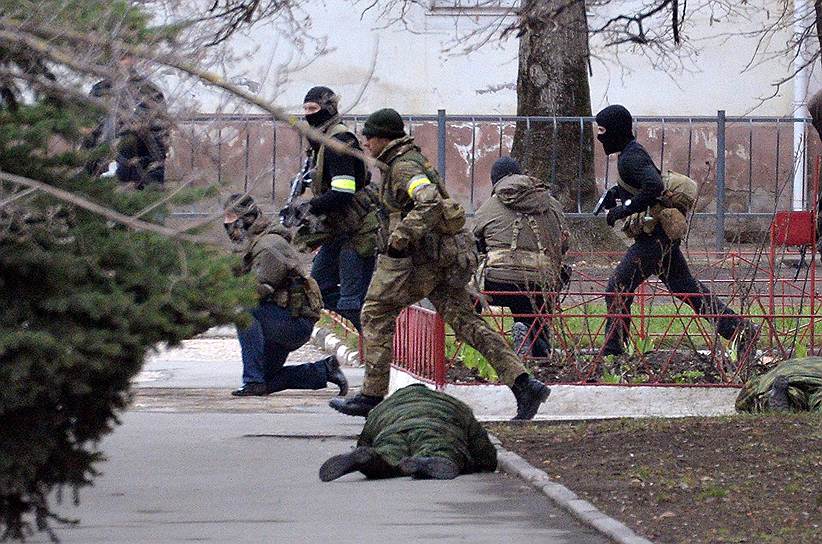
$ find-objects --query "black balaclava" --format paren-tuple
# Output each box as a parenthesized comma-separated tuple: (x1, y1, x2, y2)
(303, 86, 339, 129)
(595, 105, 634, 155)
(223, 193, 260, 243)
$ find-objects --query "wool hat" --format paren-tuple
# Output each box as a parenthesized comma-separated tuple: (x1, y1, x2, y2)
(361, 108, 406, 139)
(490, 156, 523, 185)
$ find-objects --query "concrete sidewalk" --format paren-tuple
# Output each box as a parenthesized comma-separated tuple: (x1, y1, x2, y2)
(33, 338, 608, 544)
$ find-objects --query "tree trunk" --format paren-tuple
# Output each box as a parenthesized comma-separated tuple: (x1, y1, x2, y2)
(511, 0, 623, 251)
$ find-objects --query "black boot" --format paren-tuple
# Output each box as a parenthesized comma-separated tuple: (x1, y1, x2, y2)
(510, 374, 550, 420)
(321, 356, 349, 396)
(319, 447, 378, 482)
(769, 376, 792, 412)
(398, 456, 460, 480)
(231, 382, 269, 396)
(329, 393, 383, 417)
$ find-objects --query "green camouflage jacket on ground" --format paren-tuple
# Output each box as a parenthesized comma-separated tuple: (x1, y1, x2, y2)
(736, 357, 822, 413)
(357, 384, 497, 472)
(239, 216, 322, 320)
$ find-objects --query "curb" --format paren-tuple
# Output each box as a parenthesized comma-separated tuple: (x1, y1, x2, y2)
(310, 326, 361, 367)
(491, 436, 654, 544)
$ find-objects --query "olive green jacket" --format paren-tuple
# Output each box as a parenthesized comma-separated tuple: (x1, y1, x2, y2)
(239, 216, 322, 320)
(472, 174, 568, 286)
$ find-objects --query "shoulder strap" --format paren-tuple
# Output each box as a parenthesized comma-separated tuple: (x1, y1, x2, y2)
(314, 123, 353, 192)
(616, 176, 639, 196)
(510, 214, 523, 251)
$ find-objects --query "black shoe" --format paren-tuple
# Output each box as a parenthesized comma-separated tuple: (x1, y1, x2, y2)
(510, 374, 550, 420)
(322, 356, 349, 396)
(329, 393, 383, 417)
(398, 456, 460, 480)
(319, 447, 377, 482)
(231, 382, 269, 397)
(769, 376, 792, 412)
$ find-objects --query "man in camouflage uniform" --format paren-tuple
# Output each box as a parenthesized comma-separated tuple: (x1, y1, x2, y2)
(84, 55, 169, 188)
(223, 193, 348, 397)
(329, 109, 550, 420)
(736, 357, 822, 413)
(296, 86, 377, 332)
(320, 384, 497, 481)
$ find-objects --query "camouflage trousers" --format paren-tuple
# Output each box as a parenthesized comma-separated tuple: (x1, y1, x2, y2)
(360, 254, 527, 397)
(355, 427, 469, 479)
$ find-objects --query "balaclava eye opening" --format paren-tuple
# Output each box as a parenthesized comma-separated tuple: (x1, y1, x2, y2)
(303, 86, 339, 129)
(595, 105, 634, 155)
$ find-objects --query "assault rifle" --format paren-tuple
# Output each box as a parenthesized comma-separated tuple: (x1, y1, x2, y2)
(279, 156, 315, 227)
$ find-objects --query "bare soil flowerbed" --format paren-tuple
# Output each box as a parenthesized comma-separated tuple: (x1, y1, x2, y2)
(488, 416, 822, 544)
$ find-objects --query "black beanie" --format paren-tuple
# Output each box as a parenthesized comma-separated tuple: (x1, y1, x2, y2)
(490, 156, 522, 185)
(303, 86, 339, 128)
(595, 105, 634, 155)
(361, 108, 406, 139)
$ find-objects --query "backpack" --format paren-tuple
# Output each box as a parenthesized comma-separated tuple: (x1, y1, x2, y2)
(619, 170, 698, 240)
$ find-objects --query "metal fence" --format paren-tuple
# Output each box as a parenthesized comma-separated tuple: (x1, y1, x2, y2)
(170, 111, 816, 251)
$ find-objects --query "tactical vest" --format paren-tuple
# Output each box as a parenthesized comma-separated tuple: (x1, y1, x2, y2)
(311, 123, 376, 234)
(483, 212, 563, 286)
(379, 143, 465, 237)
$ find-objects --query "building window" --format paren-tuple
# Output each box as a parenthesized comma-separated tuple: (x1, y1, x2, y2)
(429, 0, 519, 16)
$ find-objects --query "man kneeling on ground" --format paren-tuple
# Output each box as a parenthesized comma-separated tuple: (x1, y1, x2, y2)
(320, 384, 497, 481)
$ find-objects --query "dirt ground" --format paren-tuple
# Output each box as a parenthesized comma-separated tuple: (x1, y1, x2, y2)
(489, 415, 822, 544)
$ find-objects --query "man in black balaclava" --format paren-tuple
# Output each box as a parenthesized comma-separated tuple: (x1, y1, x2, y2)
(295, 86, 378, 333)
(594, 105, 758, 365)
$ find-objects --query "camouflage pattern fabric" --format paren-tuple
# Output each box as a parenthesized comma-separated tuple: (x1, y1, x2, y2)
(736, 357, 822, 413)
(356, 384, 497, 477)
(360, 137, 527, 397)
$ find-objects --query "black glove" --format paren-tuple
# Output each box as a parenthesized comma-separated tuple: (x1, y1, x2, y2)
(606, 205, 630, 227)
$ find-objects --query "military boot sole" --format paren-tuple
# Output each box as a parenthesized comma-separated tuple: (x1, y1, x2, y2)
(512, 384, 551, 421)
(769, 376, 792, 412)
(398, 456, 460, 480)
(319, 447, 376, 482)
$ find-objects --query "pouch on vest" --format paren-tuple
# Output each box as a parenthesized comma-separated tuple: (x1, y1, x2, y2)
(438, 198, 466, 235)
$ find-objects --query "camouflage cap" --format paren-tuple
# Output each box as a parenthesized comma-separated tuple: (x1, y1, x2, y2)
(224, 193, 259, 218)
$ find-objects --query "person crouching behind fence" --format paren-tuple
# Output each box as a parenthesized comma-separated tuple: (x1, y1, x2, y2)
(472, 156, 570, 358)
(594, 105, 759, 366)
(223, 193, 348, 397)
(319, 384, 497, 481)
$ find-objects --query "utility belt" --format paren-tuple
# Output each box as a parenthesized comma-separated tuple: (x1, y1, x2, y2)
(262, 275, 322, 320)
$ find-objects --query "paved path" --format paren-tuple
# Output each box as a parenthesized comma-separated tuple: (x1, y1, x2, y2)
(36, 339, 608, 544)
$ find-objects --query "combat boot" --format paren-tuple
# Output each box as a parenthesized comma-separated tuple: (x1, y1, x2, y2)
(398, 456, 460, 480)
(329, 393, 383, 417)
(319, 447, 378, 482)
(510, 374, 550, 420)
(769, 376, 792, 412)
(321, 356, 349, 396)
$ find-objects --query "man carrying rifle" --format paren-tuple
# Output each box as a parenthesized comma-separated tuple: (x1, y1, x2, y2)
(292, 86, 378, 332)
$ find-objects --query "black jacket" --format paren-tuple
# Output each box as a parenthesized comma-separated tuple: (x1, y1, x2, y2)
(616, 140, 664, 215)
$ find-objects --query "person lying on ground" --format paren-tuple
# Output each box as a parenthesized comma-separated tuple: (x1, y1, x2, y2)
(320, 384, 497, 481)
(736, 357, 822, 413)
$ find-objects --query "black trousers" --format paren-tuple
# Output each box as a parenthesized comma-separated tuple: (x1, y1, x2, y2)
(484, 279, 555, 357)
(602, 235, 744, 355)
